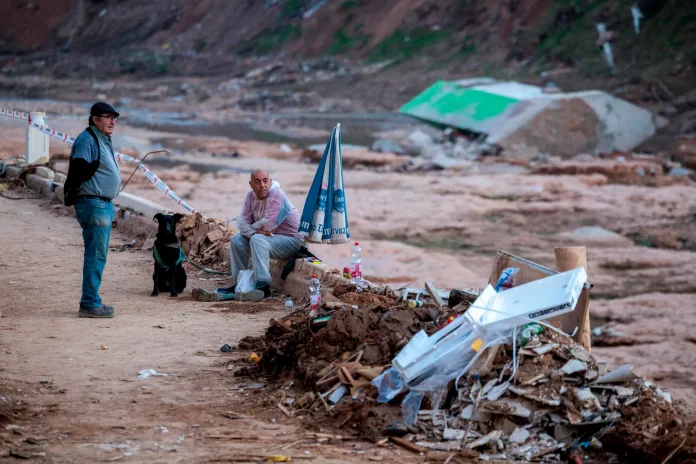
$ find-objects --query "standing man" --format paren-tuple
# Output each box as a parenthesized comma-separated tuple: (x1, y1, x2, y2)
(64, 102, 121, 318)
(223, 169, 304, 302)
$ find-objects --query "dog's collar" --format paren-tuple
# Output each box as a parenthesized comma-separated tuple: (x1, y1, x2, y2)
(153, 238, 186, 271)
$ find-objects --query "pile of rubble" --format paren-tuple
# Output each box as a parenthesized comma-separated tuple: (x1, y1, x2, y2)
(236, 263, 694, 462)
(175, 213, 231, 271)
(403, 328, 681, 461)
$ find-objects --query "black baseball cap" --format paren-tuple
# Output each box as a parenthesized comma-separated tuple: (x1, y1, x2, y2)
(90, 102, 119, 117)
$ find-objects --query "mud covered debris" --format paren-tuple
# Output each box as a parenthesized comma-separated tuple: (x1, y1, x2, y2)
(237, 280, 695, 463)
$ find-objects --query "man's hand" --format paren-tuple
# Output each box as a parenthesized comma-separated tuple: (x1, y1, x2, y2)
(254, 229, 274, 237)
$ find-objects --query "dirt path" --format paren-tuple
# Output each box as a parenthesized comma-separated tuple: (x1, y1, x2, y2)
(0, 197, 421, 463)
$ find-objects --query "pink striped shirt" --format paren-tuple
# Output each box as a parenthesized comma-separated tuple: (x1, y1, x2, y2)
(237, 182, 301, 238)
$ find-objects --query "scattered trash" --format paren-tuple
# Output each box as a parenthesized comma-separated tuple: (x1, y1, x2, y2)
(265, 456, 291, 463)
(229, 249, 688, 463)
(596, 23, 615, 71)
(155, 426, 169, 434)
(138, 369, 173, 380)
(249, 353, 260, 364)
(100, 345, 109, 350)
(631, 3, 643, 34)
(495, 267, 519, 292)
(220, 344, 233, 353)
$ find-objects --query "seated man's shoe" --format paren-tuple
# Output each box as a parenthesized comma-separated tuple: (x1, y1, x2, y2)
(217, 283, 236, 295)
(235, 282, 271, 302)
(191, 288, 222, 302)
(78, 304, 115, 318)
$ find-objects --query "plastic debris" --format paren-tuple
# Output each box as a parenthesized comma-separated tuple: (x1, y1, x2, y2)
(138, 369, 172, 379)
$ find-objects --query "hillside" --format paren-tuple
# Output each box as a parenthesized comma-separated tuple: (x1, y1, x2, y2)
(1, 0, 695, 115)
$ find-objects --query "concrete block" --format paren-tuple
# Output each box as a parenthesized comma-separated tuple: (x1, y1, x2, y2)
(4, 165, 22, 179)
(34, 166, 55, 180)
(25, 173, 56, 198)
(113, 192, 169, 219)
(268, 257, 349, 303)
(113, 209, 157, 238)
(54, 185, 65, 205)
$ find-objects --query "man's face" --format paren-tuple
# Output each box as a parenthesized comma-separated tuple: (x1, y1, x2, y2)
(249, 171, 271, 199)
(93, 114, 117, 136)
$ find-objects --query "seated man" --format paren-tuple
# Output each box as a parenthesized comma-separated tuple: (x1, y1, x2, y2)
(225, 169, 304, 302)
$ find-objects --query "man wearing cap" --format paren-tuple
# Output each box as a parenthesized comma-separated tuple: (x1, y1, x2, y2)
(64, 102, 121, 318)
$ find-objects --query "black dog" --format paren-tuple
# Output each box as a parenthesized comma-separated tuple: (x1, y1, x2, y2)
(151, 213, 187, 297)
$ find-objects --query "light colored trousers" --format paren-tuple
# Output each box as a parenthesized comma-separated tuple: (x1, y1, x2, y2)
(230, 232, 304, 285)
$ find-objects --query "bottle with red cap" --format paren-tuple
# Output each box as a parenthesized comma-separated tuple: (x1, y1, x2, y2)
(309, 274, 321, 317)
(350, 242, 362, 284)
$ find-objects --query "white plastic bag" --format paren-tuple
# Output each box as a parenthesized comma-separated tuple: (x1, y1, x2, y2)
(236, 270, 256, 293)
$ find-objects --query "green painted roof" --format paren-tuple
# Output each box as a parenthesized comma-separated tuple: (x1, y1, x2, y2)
(399, 81, 521, 133)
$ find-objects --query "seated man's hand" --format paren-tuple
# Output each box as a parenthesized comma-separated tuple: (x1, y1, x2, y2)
(254, 229, 274, 237)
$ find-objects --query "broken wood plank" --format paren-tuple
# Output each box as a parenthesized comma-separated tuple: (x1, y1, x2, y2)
(389, 436, 425, 455)
(425, 281, 445, 308)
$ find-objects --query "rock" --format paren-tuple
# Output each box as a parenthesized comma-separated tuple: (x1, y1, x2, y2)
(451, 138, 477, 159)
(142, 236, 156, 251)
(279, 143, 293, 153)
(383, 421, 409, 437)
(54, 172, 67, 183)
(34, 166, 54, 180)
(408, 130, 434, 149)
(371, 139, 406, 154)
(563, 226, 633, 246)
(419, 144, 448, 160)
(430, 153, 458, 169)
(509, 427, 530, 444)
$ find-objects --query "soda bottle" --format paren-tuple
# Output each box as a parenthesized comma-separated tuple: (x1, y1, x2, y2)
(284, 296, 294, 314)
(350, 242, 362, 284)
(309, 274, 321, 317)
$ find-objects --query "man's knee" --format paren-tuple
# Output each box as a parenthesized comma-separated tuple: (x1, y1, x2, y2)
(249, 234, 269, 249)
(231, 233, 248, 249)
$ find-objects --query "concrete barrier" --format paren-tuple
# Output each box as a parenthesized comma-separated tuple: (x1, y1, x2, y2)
(4, 165, 23, 179)
(113, 192, 169, 219)
(269, 257, 346, 303)
(25, 173, 56, 198)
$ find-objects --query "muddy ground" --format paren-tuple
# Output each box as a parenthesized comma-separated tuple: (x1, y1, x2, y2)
(0, 196, 431, 463)
(1, 92, 695, 461)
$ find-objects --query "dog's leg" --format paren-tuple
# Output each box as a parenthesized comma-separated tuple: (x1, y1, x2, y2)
(169, 263, 178, 297)
(151, 263, 159, 297)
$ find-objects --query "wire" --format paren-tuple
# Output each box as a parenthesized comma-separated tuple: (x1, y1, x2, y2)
(0, 191, 42, 201)
(119, 150, 171, 194)
(183, 257, 230, 275)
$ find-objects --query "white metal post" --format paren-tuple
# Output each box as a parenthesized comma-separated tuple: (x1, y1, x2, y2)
(26, 112, 50, 164)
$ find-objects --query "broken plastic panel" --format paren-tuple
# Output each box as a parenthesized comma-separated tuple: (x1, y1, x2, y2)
(373, 267, 587, 424)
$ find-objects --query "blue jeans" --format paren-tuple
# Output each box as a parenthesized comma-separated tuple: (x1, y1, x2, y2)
(74, 198, 114, 308)
(230, 232, 304, 285)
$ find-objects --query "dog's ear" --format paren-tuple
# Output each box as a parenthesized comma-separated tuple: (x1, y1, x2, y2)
(153, 213, 163, 222)
(172, 213, 184, 223)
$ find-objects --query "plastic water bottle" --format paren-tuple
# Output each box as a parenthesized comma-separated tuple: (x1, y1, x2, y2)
(309, 275, 321, 317)
(350, 242, 362, 284)
(284, 296, 294, 314)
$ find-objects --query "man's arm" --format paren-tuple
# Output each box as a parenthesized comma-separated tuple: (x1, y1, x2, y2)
(253, 190, 289, 233)
(64, 132, 100, 204)
(235, 193, 257, 238)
